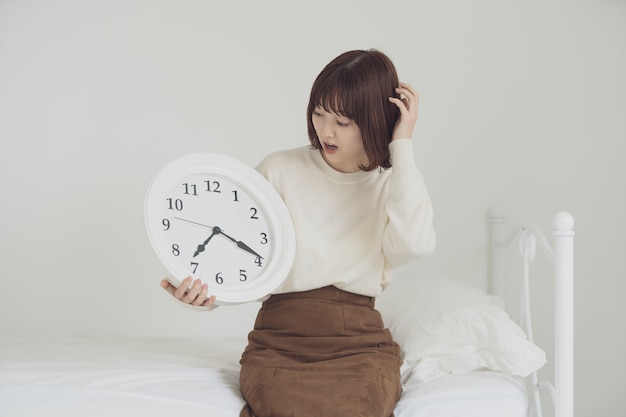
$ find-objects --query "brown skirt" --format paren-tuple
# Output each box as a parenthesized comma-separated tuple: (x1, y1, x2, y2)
(239, 286, 402, 417)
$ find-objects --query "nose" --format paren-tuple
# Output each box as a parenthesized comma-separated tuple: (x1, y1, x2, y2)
(318, 119, 335, 139)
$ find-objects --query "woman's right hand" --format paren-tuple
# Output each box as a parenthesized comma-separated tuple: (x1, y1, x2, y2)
(160, 276, 217, 308)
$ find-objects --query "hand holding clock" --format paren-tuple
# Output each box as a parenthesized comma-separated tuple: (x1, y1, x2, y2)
(159, 216, 266, 308)
(160, 276, 217, 308)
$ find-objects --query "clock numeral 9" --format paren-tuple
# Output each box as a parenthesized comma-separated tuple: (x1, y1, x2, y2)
(162, 219, 170, 231)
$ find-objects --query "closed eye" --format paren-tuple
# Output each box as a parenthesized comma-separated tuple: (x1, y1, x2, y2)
(337, 119, 351, 127)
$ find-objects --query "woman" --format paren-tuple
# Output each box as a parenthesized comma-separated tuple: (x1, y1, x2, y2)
(162, 49, 436, 417)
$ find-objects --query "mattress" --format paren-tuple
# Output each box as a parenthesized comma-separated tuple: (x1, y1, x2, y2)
(0, 336, 528, 417)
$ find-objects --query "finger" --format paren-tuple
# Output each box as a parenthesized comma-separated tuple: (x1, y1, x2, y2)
(183, 278, 203, 303)
(393, 88, 419, 120)
(191, 283, 210, 306)
(398, 82, 418, 97)
(395, 88, 418, 106)
(160, 279, 176, 298)
(388, 96, 409, 114)
(173, 276, 193, 299)
(396, 84, 419, 106)
(202, 295, 217, 307)
(161, 277, 181, 294)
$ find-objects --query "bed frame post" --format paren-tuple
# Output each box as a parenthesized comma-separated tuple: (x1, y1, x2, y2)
(489, 205, 507, 300)
(552, 212, 574, 417)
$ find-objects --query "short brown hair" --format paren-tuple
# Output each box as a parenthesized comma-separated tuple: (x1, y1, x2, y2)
(307, 49, 400, 171)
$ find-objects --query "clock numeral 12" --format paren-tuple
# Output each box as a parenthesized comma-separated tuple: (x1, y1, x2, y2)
(205, 180, 221, 193)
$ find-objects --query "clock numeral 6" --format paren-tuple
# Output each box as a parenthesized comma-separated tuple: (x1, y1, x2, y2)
(216, 272, 223, 285)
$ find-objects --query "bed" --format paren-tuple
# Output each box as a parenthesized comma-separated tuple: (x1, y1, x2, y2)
(0, 208, 574, 417)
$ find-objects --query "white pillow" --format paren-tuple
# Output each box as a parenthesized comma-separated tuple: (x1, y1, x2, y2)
(377, 276, 546, 388)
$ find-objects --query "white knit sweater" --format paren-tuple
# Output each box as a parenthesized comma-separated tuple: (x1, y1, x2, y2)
(256, 138, 436, 297)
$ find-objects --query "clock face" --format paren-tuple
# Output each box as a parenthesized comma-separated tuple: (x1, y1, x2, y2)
(145, 153, 295, 304)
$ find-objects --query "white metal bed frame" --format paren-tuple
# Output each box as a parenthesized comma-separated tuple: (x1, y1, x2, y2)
(489, 207, 574, 417)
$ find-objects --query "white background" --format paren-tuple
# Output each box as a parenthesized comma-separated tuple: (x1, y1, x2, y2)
(0, 0, 624, 415)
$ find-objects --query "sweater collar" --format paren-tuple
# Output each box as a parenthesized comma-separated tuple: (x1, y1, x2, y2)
(309, 148, 375, 184)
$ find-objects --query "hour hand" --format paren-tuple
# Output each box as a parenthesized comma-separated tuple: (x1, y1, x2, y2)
(193, 227, 220, 257)
(218, 230, 264, 259)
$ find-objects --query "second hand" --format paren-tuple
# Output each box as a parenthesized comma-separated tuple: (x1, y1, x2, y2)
(174, 217, 213, 229)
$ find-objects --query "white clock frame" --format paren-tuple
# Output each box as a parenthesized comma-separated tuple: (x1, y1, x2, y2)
(145, 153, 295, 305)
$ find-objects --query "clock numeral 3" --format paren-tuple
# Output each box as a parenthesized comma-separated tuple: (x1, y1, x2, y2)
(216, 272, 224, 285)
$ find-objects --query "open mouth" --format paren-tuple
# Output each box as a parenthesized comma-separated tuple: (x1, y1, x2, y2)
(324, 143, 338, 152)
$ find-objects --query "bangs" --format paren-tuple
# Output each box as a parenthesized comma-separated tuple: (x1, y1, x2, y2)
(310, 70, 360, 120)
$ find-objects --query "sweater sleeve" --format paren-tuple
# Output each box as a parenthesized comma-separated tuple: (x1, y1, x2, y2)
(382, 139, 436, 267)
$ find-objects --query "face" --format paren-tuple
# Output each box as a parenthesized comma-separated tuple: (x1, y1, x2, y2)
(311, 106, 367, 173)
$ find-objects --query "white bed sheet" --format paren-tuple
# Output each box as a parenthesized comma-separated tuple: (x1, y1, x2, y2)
(0, 337, 528, 417)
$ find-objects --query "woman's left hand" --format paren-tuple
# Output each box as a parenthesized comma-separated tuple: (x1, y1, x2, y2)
(388, 82, 420, 140)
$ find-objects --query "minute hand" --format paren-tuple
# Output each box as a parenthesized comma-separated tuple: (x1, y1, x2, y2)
(218, 230, 264, 259)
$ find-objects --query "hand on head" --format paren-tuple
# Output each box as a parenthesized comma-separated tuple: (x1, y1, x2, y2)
(389, 82, 420, 141)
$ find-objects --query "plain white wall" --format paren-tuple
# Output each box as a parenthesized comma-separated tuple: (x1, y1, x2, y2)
(1, 0, 624, 415)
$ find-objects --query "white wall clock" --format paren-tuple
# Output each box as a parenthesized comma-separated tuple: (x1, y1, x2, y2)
(145, 153, 295, 305)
